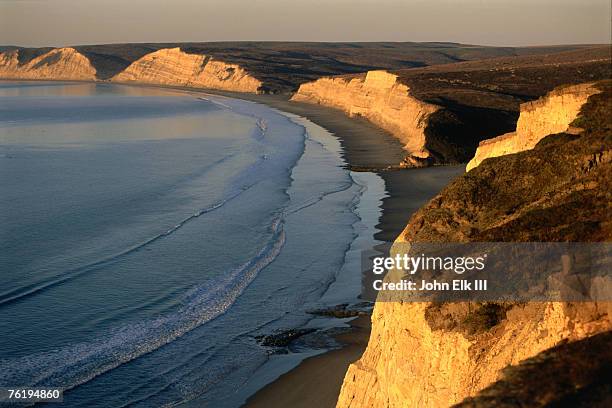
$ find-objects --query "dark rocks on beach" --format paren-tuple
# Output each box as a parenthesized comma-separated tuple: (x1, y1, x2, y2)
(399, 155, 435, 168)
(255, 303, 373, 351)
(307, 302, 373, 318)
(255, 328, 316, 348)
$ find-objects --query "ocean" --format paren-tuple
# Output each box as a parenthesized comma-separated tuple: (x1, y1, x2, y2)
(0, 81, 384, 407)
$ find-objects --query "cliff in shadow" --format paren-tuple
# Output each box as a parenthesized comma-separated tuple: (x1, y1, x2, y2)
(292, 47, 610, 166)
(455, 331, 612, 407)
(337, 81, 611, 407)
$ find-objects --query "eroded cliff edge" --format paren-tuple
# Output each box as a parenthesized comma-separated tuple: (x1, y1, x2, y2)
(337, 81, 611, 407)
(111, 47, 262, 93)
(466, 83, 603, 171)
(0, 47, 97, 80)
(292, 71, 440, 166)
(0, 47, 263, 93)
(291, 47, 610, 167)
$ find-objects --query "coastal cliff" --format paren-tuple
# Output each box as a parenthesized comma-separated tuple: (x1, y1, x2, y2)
(292, 47, 610, 167)
(291, 71, 440, 166)
(111, 47, 262, 93)
(3, 43, 608, 94)
(0, 46, 263, 93)
(339, 302, 610, 407)
(0, 47, 96, 80)
(466, 83, 602, 171)
(337, 81, 611, 407)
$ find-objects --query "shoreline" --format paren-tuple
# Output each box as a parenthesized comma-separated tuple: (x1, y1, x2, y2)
(246, 315, 372, 408)
(213, 93, 465, 406)
(118, 83, 465, 406)
(2, 80, 464, 407)
(198, 90, 465, 241)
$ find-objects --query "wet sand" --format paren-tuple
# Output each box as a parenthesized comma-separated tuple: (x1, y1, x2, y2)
(1, 81, 463, 408)
(209, 93, 465, 241)
(117, 87, 463, 407)
(245, 315, 371, 408)
(229, 94, 464, 407)
(106, 84, 464, 241)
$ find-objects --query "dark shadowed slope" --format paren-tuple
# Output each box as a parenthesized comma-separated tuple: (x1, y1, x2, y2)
(396, 46, 611, 162)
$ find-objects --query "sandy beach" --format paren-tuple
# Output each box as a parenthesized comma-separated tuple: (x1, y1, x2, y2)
(245, 315, 371, 408)
(210, 92, 465, 241)
(216, 93, 465, 407)
(4, 81, 462, 406)
(4, 3, 608, 403)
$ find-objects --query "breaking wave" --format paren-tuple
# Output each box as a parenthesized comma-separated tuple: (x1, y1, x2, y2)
(0, 216, 286, 394)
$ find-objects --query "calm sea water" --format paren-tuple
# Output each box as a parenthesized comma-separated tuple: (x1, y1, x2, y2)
(0, 82, 382, 407)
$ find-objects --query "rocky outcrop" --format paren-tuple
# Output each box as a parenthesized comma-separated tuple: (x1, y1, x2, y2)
(337, 82, 611, 407)
(111, 47, 262, 93)
(0, 47, 97, 80)
(291, 71, 440, 164)
(466, 83, 602, 171)
(338, 301, 610, 407)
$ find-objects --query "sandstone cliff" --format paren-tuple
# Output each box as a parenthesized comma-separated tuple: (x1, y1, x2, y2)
(3, 43, 608, 94)
(0, 47, 97, 80)
(0, 46, 263, 93)
(455, 331, 612, 407)
(111, 47, 262, 93)
(290, 47, 611, 167)
(291, 71, 440, 166)
(337, 82, 611, 407)
(466, 83, 602, 171)
(339, 301, 610, 407)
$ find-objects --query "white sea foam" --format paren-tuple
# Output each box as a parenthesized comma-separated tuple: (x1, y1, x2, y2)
(0, 216, 286, 393)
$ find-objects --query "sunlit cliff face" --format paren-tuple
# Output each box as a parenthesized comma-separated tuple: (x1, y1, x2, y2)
(467, 83, 602, 171)
(112, 48, 262, 93)
(292, 71, 439, 161)
(0, 48, 97, 80)
(0, 47, 263, 94)
(336, 82, 612, 408)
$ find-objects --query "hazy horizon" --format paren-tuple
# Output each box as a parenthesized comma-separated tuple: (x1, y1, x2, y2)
(1, 0, 611, 48)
